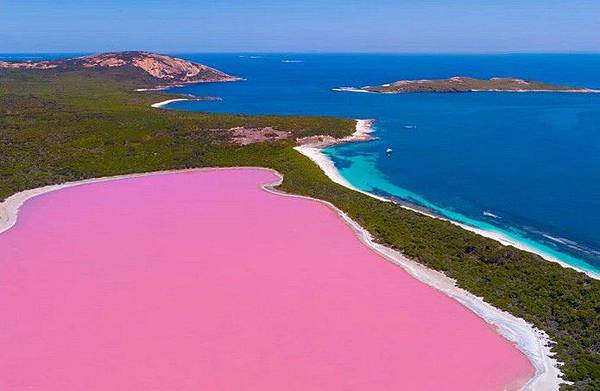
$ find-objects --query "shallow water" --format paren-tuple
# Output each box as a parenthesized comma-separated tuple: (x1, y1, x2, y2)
(0, 169, 533, 390)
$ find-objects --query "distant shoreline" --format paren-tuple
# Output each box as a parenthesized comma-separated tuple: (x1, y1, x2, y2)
(333, 76, 600, 94)
(333, 86, 600, 94)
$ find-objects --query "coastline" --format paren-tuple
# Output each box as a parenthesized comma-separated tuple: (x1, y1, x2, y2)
(263, 171, 563, 391)
(296, 120, 599, 280)
(0, 165, 563, 390)
(294, 119, 388, 202)
(136, 76, 246, 93)
(326, 208, 562, 391)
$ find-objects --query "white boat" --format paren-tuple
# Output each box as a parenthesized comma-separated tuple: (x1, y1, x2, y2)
(386, 148, 393, 154)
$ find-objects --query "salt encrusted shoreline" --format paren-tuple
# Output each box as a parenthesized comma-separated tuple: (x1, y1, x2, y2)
(0, 165, 563, 390)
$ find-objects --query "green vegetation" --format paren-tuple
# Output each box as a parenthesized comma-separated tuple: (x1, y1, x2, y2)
(1, 68, 599, 390)
(0, 68, 353, 199)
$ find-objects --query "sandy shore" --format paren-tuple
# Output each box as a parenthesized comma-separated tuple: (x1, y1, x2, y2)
(329, 213, 563, 390)
(294, 120, 389, 202)
(0, 165, 563, 390)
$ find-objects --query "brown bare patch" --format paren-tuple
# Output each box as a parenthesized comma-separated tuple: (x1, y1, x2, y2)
(229, 127, 292, 145)
(296, 135, 339, 147)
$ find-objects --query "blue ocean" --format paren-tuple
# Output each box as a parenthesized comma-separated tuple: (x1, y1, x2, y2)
(7, 53, 600, 275)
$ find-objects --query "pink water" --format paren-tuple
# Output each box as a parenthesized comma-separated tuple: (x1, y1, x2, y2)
(0, 169, 533, 390)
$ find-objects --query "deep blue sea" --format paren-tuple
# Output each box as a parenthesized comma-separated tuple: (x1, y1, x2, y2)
(5, 53, 600, 275)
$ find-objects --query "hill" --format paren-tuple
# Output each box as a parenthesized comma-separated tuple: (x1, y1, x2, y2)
(0, 51, 240, 87)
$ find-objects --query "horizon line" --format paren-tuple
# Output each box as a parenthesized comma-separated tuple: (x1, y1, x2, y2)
(2, 50, 600, 56)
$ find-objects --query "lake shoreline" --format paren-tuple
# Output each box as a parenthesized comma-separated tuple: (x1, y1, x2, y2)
(0, 166, 561, 390)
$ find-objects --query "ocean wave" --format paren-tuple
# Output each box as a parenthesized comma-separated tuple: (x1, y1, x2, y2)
(541, 234, 600, 257)
(542, 234, 579, 247)
(332, 87, 372, 93)
(483, 211, 500, 219)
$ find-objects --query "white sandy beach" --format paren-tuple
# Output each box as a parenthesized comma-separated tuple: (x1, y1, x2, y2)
(135, 87, 169, 92)
(329, 207, 564, 391)
(150, 98, 192, 108)
(294, 120, 388, 202)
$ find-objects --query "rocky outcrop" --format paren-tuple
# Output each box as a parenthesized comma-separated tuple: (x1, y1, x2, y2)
(0, 51, 240, 85)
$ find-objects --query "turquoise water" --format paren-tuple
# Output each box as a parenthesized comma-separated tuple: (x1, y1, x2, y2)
(324, 142, 598, 275)
(6, 53, 598, 275)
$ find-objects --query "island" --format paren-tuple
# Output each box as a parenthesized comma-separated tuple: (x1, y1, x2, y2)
(335, 76, 598, 93)
(1, 52, 599, 390)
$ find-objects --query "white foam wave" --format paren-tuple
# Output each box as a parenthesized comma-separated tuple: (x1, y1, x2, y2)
(332, 87, 372, 93)
(483, 211, 500, 219)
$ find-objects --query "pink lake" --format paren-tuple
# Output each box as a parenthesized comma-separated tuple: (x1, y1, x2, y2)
(0, 168, 533, 390)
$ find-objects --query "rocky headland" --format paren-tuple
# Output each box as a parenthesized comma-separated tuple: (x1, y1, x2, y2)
(0, 51, 240, 87)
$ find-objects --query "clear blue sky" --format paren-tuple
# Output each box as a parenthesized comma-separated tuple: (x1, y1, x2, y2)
(1, 0, 599, 53)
